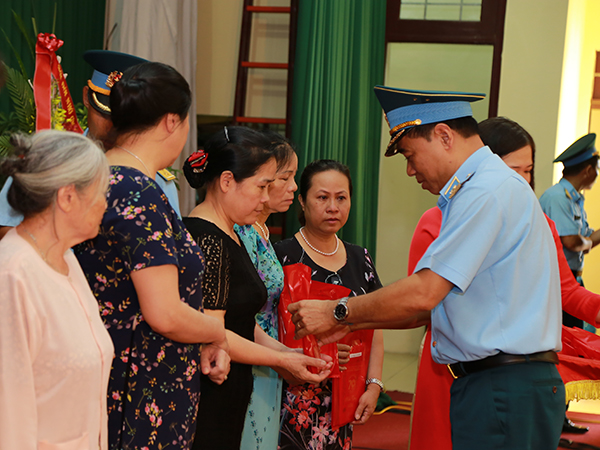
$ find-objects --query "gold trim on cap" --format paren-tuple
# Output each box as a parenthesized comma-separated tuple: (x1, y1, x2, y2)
(88, 79, 111, 96)
(390, 119, 422, 136)
(374, 86, 486, 100)
(384, 129, 407, 157)
(91, 92, 111, 113)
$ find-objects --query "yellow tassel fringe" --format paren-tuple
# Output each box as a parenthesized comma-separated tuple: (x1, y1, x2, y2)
(565, 379, 600, 403)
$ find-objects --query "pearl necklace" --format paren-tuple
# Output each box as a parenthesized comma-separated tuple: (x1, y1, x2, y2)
(255, 221, 270, 241)
(299, 227, 339, 256)
(116, 145, 151, 175)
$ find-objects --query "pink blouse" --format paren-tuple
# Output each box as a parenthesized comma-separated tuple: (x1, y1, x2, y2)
(0, 229, 114, 450)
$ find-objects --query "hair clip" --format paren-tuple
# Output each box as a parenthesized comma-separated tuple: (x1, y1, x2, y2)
(224, 126, 230, 143)
(188, 149, 208, 173)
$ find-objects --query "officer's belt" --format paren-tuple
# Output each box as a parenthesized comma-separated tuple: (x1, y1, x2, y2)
(447, 350, 559, 379)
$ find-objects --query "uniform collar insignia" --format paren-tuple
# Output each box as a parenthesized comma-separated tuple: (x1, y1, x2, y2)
(444, 172, 474, 199)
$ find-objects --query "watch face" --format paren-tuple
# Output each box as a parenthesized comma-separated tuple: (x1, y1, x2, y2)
(334, 303, 348, 321)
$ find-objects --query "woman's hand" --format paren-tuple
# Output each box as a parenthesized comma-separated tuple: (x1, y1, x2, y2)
(276, 348, 333, 385)
(201, 339, 231, 385)
(337, 343, 351, 372)
(351, 384, 380, 424)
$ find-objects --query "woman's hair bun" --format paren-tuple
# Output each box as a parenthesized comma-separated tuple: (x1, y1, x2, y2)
(0, 133, 31, 177)
(110, 61, 191, 137)
(184, 126, 273, 191)
(183, 149, 210, 189)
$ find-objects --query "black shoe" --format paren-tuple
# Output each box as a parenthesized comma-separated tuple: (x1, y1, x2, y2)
(563, 418, 589, 434)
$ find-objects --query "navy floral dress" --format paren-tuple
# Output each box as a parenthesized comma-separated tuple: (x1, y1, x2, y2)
(274, 237, 382, 450)
(75, 166, 205, 450)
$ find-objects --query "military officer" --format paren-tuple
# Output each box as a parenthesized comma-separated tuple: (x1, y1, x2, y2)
(540, 133, 600, 300)
(288, 86, 565, 450)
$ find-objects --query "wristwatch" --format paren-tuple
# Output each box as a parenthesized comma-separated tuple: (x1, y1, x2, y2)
(333, 296, 350, 322)
(366, 377, 385, 392)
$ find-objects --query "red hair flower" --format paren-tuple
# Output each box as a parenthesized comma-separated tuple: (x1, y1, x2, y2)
(188, 149, 208, 173)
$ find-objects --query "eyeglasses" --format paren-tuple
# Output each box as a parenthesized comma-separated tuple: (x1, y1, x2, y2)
(325, 272, 342, 285)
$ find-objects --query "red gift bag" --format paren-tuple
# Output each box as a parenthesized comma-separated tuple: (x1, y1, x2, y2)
(278, 263, 312, 349)
(278, 263, 374, 429)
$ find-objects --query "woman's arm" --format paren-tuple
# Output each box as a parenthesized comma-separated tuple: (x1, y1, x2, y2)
(131, 264, 230, 383)
(204, 310, 332, 384)
(352, 329, 384, 424)
(132, 264, 226, 344)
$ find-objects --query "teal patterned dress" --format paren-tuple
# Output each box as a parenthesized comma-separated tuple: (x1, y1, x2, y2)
(75, 166, 205, 450)
(235, 224, 284, 450)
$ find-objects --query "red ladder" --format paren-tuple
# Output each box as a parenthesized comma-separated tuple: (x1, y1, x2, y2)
(233, 0, 299, 137)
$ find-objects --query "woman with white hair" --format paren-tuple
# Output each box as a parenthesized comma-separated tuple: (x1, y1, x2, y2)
(0, 130, 114, 450)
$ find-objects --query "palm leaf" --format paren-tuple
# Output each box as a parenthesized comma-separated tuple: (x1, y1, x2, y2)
(0, 27, 28, 78)
(30, 0, 39, 36)
(0, 111, 21, 136)
(0, 133, 13, 158)
(4, 65, 35, 133)
(11, 10, 35, 62)
(52, 2, 57, 35)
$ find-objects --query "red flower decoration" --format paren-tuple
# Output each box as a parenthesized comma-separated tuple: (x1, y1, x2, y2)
(188, 149, 208, 173)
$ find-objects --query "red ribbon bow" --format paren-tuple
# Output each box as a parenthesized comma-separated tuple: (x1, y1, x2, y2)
(37, 33, 64, 52)
(188, 150, 208, 173)
(33, 33, 82, 133)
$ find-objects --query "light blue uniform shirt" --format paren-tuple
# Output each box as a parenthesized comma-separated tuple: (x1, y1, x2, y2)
(415, 147, 562, 365)
(539, 178, 591, 272)
(0, 173, 180, 227)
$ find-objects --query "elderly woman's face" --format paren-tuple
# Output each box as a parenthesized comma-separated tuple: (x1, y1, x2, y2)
(75, 175, 108, 241)
(301, 170, 351, 235)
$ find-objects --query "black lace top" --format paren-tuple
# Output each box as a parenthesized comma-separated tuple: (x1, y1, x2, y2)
(183, 218, 266, 341)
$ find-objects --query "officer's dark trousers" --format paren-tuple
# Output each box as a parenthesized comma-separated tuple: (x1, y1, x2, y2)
(449, 361, 565, 450)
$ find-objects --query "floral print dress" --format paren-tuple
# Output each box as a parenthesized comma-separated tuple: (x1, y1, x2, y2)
(274, 237, 382, 450)
(235, 224, 284, 450)
(75, 166, 205, 450)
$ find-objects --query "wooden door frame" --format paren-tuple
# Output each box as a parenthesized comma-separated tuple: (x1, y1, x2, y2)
(385, 0, 507, 117)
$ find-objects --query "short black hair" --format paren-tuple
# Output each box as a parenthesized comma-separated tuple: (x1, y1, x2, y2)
(400, 116, 479, 142)
(563, 155, 599, 177)
(262, 130, 296, 172)
(479, 116, 536, 189)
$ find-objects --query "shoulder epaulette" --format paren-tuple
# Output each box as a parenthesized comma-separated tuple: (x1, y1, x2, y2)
(158, 168, 177, 182)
